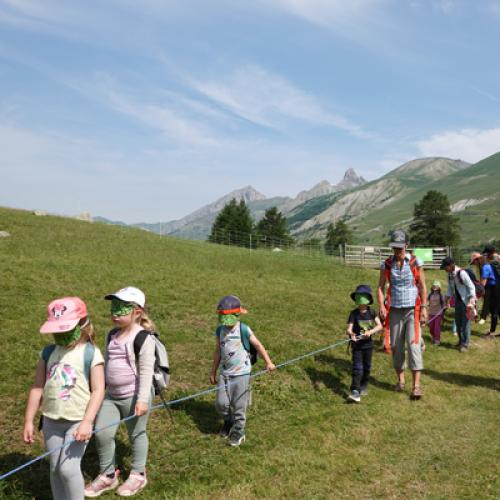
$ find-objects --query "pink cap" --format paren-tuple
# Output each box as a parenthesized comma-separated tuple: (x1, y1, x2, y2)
(40, 297, 88, 334)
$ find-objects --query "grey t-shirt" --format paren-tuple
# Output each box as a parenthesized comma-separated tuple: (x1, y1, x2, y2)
(217, 322, 253, 377)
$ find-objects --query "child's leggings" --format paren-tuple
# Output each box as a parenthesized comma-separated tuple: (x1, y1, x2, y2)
(216, 374, 250, 435)
(43, 417, 88, 500)
(429, 315, 442, 343)
(94, 393, 151, 475)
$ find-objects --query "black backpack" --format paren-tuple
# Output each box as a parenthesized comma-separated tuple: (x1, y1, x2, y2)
(458, 268, 485, 299)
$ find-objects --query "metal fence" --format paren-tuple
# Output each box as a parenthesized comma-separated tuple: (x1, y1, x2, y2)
(343, 245, 451, 269)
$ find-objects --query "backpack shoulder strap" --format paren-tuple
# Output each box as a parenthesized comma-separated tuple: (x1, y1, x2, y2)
(83, 342, 95, 384)
(134, 330, 152, 360)
(215, 325, 223, 338)
(106, 327, 120, 346)
(409, 256, 420, 284)
(41, 344, 56, 365)
(239, 322, 251, 353)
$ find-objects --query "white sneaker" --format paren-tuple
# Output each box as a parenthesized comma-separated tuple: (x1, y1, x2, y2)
(348, 390, 361, 403)
(479, 319, 486, 325)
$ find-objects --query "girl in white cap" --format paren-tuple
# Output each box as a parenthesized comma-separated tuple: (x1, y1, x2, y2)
(23, 297, 105, 500)
(85, 287, 156, 497)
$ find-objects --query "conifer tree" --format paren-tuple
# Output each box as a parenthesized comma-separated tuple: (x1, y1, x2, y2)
(324, 220, 353, 255)
(409, 190, 460, 246)
(256, 207, 293, 248)
(208, 198, 254, 247)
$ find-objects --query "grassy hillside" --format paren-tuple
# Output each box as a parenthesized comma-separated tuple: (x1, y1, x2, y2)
(352, 152, 500, 245)
(0, 207, 498, 499)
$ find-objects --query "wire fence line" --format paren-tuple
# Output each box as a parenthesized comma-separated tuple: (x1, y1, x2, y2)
(0, 338, 350, 482)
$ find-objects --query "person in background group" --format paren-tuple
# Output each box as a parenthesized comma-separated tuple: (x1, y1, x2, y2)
(480, 245, 499, 339)
(377, 229, 427, 400)
(441, 257, 476, 352)
(23, 297, 105, 500)
(85, 287, 156, 498)
(470, 252, 489, 326)
(428, 280, 445, 345)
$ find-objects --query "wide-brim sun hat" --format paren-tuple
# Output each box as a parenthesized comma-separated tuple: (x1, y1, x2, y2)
(350, 284, 373, 304)
(216, 295, 248, 315)
(469, 252, 481, 264)
(104, 286, 146, 308)
(40, 297, 88, 334)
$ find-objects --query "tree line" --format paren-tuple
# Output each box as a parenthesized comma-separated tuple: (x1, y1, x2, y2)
(208, 190, 461, 251)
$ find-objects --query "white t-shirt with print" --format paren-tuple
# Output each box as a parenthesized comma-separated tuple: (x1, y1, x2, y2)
(218, 322, 253, 377)
(41, 343, 104, 421)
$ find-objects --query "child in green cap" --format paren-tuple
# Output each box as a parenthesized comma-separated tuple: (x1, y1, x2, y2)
(346, 285, 383, 403)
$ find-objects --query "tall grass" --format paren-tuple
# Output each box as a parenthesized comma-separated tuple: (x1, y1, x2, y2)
(0, 207, 498, 499)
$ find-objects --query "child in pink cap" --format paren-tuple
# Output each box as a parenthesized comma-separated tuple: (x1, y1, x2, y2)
(23, 297, 105, 500)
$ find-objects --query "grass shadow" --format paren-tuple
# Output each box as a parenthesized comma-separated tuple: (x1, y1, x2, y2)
(425, 368, 500, 391)
(171, 399, 220, 435)
(311, 353, 395, 393)
(0, 452, 51, 499)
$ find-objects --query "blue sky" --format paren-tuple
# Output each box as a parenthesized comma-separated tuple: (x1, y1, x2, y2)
(1, 0, 499, 223)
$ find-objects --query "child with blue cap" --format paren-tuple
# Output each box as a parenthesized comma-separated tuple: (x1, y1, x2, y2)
(346, 285, 383, 403)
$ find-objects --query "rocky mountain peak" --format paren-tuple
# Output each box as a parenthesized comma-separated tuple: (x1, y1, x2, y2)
(337, 168, 366, 189)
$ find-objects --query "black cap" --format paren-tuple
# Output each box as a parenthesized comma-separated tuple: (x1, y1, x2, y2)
(482, 244, 496, 256)
(350, 284, 374, 304)
(440, 256, 455, 270)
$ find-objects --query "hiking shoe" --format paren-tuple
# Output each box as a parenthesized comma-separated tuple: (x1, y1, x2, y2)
(228, 431, 246, 447)
(483, 333, 496, 340)
(360, 387, 368, 396)
(85, 470, 120, 497)
(459, 345, 468, 353)
(219, 419, 233, 438)
(394, 383, 405, 392)
(410, 386, 422, 400)
(347, 390, 361, 403)
(116, 472, 147, 497)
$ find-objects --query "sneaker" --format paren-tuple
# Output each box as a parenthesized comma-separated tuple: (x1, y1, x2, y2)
(410, 386, 422, 400)
(347, 390, 361, 403)
(116, 472, 147, 497)
(459, 345, 468, 353)
(219, 418, 233, 438)
(394, 382, 405, 392)
(360, 386, 368, 396)
(478, 319, 486, 325)
(85, 470, 120, 497)
(228, 431, 246, 447)
(483, 332, 496, 340)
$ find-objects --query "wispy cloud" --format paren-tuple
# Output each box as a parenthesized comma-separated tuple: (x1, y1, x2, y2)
(187, 65, 371, 138)
(416, 128, 500, 163)
(472, 87, 500, 105)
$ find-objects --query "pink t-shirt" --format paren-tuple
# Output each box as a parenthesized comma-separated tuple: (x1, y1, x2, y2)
(106, 334, 138, 399)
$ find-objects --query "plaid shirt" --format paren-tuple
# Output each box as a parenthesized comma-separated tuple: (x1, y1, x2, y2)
(381, 255, 423, 308)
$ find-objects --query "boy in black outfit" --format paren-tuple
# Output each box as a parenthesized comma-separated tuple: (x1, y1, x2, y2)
(346, 284, 383, 403)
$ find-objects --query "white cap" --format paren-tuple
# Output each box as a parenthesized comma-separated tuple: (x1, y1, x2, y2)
(105, 286, 146, 308)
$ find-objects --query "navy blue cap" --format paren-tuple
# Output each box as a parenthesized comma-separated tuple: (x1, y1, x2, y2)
(350, 284, 373, 304)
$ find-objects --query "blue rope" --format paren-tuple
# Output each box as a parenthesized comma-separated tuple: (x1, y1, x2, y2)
(0, 338, 349, 482)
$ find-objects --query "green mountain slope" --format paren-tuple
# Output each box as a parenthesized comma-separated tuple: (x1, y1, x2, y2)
(351, 152, 500, 245)
(289, 157, 469, 238)
(0, 207, 498, 498)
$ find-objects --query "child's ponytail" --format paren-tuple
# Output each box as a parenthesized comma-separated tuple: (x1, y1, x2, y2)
(137, 308, 157, 332)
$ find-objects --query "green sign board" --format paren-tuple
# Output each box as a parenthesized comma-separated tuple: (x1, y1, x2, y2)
(413, 248, 433, 262)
